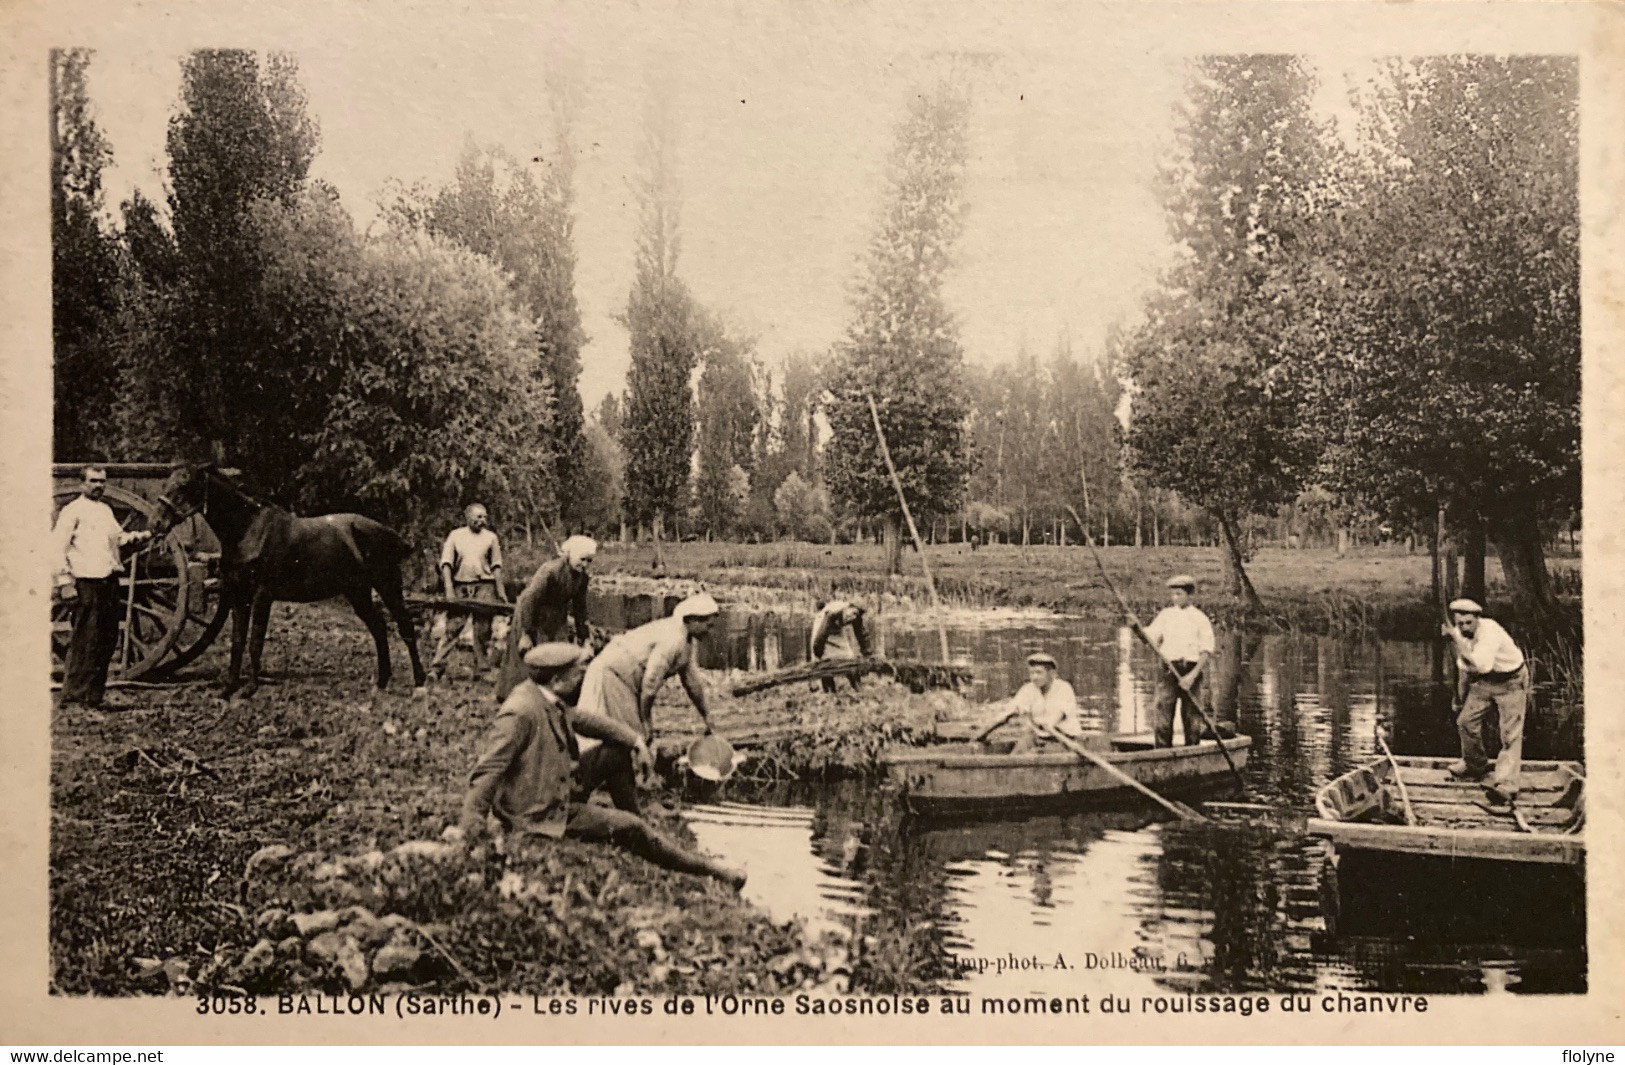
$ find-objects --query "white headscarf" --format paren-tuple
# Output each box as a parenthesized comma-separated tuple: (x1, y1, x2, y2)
(673, 592, 720, 619)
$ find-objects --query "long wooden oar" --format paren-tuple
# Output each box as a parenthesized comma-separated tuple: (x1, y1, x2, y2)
(1034, 725, 1206, 822)
(867, 393, 950, 663)
(1064, 504, 1246, 788)
(1375, 734, 1418, 826)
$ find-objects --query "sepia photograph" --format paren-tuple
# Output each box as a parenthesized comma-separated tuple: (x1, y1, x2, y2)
(3, 0, 1623, 1047)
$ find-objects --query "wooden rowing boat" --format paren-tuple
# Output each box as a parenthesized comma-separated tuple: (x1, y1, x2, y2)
(1307, 756, 1585, 866)
(880, 731, 1252, 816)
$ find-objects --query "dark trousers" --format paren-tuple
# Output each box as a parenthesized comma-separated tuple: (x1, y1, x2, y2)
(574, 742, 641, 815)
(431, 580, 496, 672)
(1153, 661, 1205, 748)
(62, 575, 121, 706)
(563, 802, 726, 880)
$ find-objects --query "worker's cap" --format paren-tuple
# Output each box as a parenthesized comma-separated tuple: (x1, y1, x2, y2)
(560, 535, 598, 562)
(1166, 574, 1197, 590)
(1448, 598, 1484, 616)
(1025, 651, 1058, 668)
(524, 642, 590, 672)
(673, 593, 721, 620)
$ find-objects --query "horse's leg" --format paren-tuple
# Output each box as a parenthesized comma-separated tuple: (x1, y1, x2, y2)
(239, 589, 274, 698)
(345, 589, 392, 693)
(222, 588, 250, 697)
(378, 583, 428, 696)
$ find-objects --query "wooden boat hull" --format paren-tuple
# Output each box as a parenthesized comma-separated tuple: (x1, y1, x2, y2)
(881, 732, 1252, 816)
(1307, 756, 1585, 867)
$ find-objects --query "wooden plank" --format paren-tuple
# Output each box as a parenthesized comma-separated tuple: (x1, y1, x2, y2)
(1396, 766, 1572, 789)
(1408, 802, 1579, 828)
(1307, 818, 1584, 865)
(1404, 782, 1572, 805)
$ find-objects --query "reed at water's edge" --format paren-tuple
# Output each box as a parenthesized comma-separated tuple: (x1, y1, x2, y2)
(519, 540, 1578, 643)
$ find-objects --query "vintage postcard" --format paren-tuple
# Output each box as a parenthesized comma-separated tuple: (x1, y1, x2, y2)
(1, 0, 1622, 1046)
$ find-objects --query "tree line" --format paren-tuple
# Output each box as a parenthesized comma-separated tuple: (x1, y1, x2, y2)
(53, 51, 1578, 631)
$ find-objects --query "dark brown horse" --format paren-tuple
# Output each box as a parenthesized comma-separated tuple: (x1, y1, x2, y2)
(151, 463, 427, 699)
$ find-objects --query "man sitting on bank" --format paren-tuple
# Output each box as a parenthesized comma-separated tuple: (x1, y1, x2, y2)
(972, 652, 1082, 751)
(453, 642, 745, 888)
(1138, 574, 1215, 748)
(1443, 598, 1529, 805)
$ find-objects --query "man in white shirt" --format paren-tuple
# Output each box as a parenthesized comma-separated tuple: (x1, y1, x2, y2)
(431, 504, 507, 679)
(1443, 598, 1529, 803)
(52, 466, 151, 708)
(1139, 574, 1215, 748)
(973, 652, 1081, 751)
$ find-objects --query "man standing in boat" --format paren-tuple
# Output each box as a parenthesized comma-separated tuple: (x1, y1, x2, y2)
(1443, 598, 1528, 804)
(810, 598, 874, 692)
(573, 593, 722, 814)
(1139, 574, 1214, 748)
(973, 651, 1082, 750)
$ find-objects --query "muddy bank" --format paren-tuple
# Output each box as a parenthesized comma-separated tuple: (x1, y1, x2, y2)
(49, 603, 964, 997)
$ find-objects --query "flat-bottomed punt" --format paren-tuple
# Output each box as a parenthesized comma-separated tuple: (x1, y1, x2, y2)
(1307, 756, 1585, 866)
(881, 731, 1251, 816)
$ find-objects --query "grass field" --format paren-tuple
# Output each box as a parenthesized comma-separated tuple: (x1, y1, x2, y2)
(504, 539, 1580, 639)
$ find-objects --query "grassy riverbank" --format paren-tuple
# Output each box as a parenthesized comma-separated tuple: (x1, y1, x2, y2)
(49, 601, 973, 998)
(542, 540, 1579, 639)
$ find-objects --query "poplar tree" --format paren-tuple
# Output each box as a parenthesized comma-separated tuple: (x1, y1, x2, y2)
(824, 81, 974, 574)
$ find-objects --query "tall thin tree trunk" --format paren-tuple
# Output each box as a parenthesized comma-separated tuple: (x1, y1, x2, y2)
(1430, 506, 1443, 616)
(883, 515, 903, 576)
(1489, 509, 1569, 637)
(1215, 508, 1265, 612)
(1463, 517, 1487, 604)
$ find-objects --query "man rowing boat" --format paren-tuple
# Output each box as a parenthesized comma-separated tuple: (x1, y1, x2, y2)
(973, 651, 1082, 751)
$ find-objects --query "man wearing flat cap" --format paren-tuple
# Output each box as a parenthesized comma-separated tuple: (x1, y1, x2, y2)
(574, 593, 722, 813)
(496, 534, 597, 701)
(973, 651, 1081, 750)
(1139, 574, 1215, 748)
(1442, 598, 1529, 803)
(455, 642, 744, 887)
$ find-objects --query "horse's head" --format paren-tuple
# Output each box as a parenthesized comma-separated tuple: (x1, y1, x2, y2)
(151, 462, 214, 538)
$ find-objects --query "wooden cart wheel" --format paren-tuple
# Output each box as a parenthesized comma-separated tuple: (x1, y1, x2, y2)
(51, 485, 191, 682)
(148, 512, 228, 675)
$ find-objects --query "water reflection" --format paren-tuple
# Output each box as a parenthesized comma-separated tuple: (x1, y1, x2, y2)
(658, 605, 1585, 996)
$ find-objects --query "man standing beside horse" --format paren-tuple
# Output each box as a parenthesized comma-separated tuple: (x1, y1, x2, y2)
(432, 504, 507, 680)
(53, 465, 152, 709)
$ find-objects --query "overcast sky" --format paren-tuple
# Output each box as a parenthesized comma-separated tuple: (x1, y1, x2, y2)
(80, 7, 1365, 408)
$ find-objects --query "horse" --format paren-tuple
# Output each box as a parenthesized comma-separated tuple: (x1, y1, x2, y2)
(150, 463, 428, 700)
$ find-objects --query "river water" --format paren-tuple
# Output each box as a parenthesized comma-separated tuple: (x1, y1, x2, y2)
(589, 593, 1587, 997)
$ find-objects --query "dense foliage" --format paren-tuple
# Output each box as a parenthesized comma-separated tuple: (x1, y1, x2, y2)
(824, 82, 974, 573)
